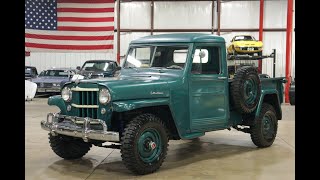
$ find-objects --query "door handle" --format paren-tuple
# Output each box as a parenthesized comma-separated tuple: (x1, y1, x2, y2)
(218, 77, 227, 80)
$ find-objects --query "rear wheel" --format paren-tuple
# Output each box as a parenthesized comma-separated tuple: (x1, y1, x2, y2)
(120, 113, 169, 175)
(250, 103, 278, 148)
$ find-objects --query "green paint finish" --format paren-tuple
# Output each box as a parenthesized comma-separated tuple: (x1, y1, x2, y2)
(48, 95, 67, 114)
(137, 128, 162, 163)
(255, 89, 280, 118)
(112, 98, 170, 112)
(47, 33, 285, 140)
(131, 33, 225, 44)
(244, 79, 258, 105)
(263, 114, 275, 140)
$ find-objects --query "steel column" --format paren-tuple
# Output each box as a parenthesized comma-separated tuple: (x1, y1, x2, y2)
(217, 0, 221, 35)
(116, 0, 120, 64)
(211, 0, 214, 34)
(285, 0, 293, 103)
(258, 0, 264, 74)
(151, 0, 154, 35)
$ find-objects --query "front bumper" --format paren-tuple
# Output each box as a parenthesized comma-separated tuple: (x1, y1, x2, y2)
(234, 47, 262, 53)
(37, 87, 61, 93)
(40, 113, 119, 142)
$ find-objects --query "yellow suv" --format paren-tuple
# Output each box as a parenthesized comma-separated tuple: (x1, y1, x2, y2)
(227, 35, 263, 56)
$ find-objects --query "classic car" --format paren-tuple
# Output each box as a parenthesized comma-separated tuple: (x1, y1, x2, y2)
(61, 60, 121, 86)
(227, 35, 263, 56)
(78, 60, 120, 78)
(25, 66, 38, 80)
(31, 68, 76, 94)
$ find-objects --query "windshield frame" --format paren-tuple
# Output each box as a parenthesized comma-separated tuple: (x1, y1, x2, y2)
(81, 61, 112, 71)
(122, 43, 192, 71)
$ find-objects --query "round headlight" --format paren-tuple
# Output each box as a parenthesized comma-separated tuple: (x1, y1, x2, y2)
(99, 88, 111, 104)
(61, 87, 72, 102)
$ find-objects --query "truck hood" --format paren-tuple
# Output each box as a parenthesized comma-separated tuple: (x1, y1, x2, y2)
(73, 68, 183, 101)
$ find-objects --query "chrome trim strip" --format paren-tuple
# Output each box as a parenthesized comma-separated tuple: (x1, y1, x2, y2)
(71, 104, 99, 108)
(71, 87, 99, 91)
(40, 113, 119, 142)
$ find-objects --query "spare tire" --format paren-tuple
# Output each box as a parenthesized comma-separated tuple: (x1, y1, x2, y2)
(231, 66, 261, 114)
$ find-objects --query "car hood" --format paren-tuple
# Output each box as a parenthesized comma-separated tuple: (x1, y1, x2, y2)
(233, 41, 263, 47)
(31, 76, 69, 83)
(69, 68, 183, 101)
(78, 70, 113, 77)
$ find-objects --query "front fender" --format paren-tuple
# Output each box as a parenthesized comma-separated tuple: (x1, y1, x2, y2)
(48, 95, 67, 114)
(112, 98, 170, 112)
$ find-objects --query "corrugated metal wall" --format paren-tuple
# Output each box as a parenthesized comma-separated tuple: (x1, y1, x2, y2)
(26, 0, 295, 78)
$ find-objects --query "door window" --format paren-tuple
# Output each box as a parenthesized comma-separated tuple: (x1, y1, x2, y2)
(191, 46, 221, 74)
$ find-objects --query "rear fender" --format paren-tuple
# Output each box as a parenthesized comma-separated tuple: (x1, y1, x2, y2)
(255, 90, 282, 120)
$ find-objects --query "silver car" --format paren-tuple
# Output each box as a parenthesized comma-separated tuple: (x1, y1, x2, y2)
(31, 68, 76, 93)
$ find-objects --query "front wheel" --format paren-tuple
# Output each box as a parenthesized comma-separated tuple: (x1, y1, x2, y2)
(49, 134, 92, 159)
(120, 114, 169, 175)
(250, 103, 278, 148)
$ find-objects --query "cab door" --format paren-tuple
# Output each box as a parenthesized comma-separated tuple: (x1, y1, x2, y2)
(189, 43, 229, 131)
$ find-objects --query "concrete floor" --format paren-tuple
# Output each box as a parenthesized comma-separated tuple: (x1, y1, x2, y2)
(26, 97, 295, 180)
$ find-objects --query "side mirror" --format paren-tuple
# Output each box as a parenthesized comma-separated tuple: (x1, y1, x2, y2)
(116, 66, 121, 71)
(76, 66, 81, 70)
(199, 51, 206, 59)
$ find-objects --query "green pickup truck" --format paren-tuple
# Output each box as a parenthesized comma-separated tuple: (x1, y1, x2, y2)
(41, 33, 286, 175)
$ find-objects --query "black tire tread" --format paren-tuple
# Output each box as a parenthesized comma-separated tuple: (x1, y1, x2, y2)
(49, 134, 92, 160)
(120, 113, 169, 175)
(231, 66, 261, 114)
(250, 103, 278, 148)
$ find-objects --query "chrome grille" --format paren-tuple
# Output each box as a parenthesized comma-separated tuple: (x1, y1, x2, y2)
(71, 87, 99, 119)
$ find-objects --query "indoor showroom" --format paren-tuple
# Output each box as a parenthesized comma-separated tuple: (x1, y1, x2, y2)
(25, 0, 295, 179)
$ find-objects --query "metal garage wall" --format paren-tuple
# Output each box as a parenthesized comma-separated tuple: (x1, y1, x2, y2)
(25, 53, 115, 73)
(154, 1, 212, 29)
(220, 1, 259, 29)
(26, 0, 295, 78)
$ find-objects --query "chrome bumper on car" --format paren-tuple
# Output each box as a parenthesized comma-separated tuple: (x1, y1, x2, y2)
(37, 87, 61, 92)
(41, 113, 119, 142)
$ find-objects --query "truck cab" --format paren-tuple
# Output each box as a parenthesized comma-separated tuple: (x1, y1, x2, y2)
(41, 33, 286, 175)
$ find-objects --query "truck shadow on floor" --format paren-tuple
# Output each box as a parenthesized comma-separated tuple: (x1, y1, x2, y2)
(46, 138, 291, 178)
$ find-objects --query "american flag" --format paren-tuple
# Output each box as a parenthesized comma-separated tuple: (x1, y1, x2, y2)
(25, 0, 115, 52)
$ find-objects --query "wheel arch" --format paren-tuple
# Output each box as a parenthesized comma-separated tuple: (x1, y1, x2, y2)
(255, 90, 282, 120)
(112, 99, 181, 140)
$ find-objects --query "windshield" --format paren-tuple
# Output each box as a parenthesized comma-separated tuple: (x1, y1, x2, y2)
(25, 69, 32, 74)
(38, 70, 71, 77)
(82, 62, 112, 71)
(123, 45, 189, 70)
(234, 36, 255, 41)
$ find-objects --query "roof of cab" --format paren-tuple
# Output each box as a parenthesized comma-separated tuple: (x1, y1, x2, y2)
(131, 33, 225, 44)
